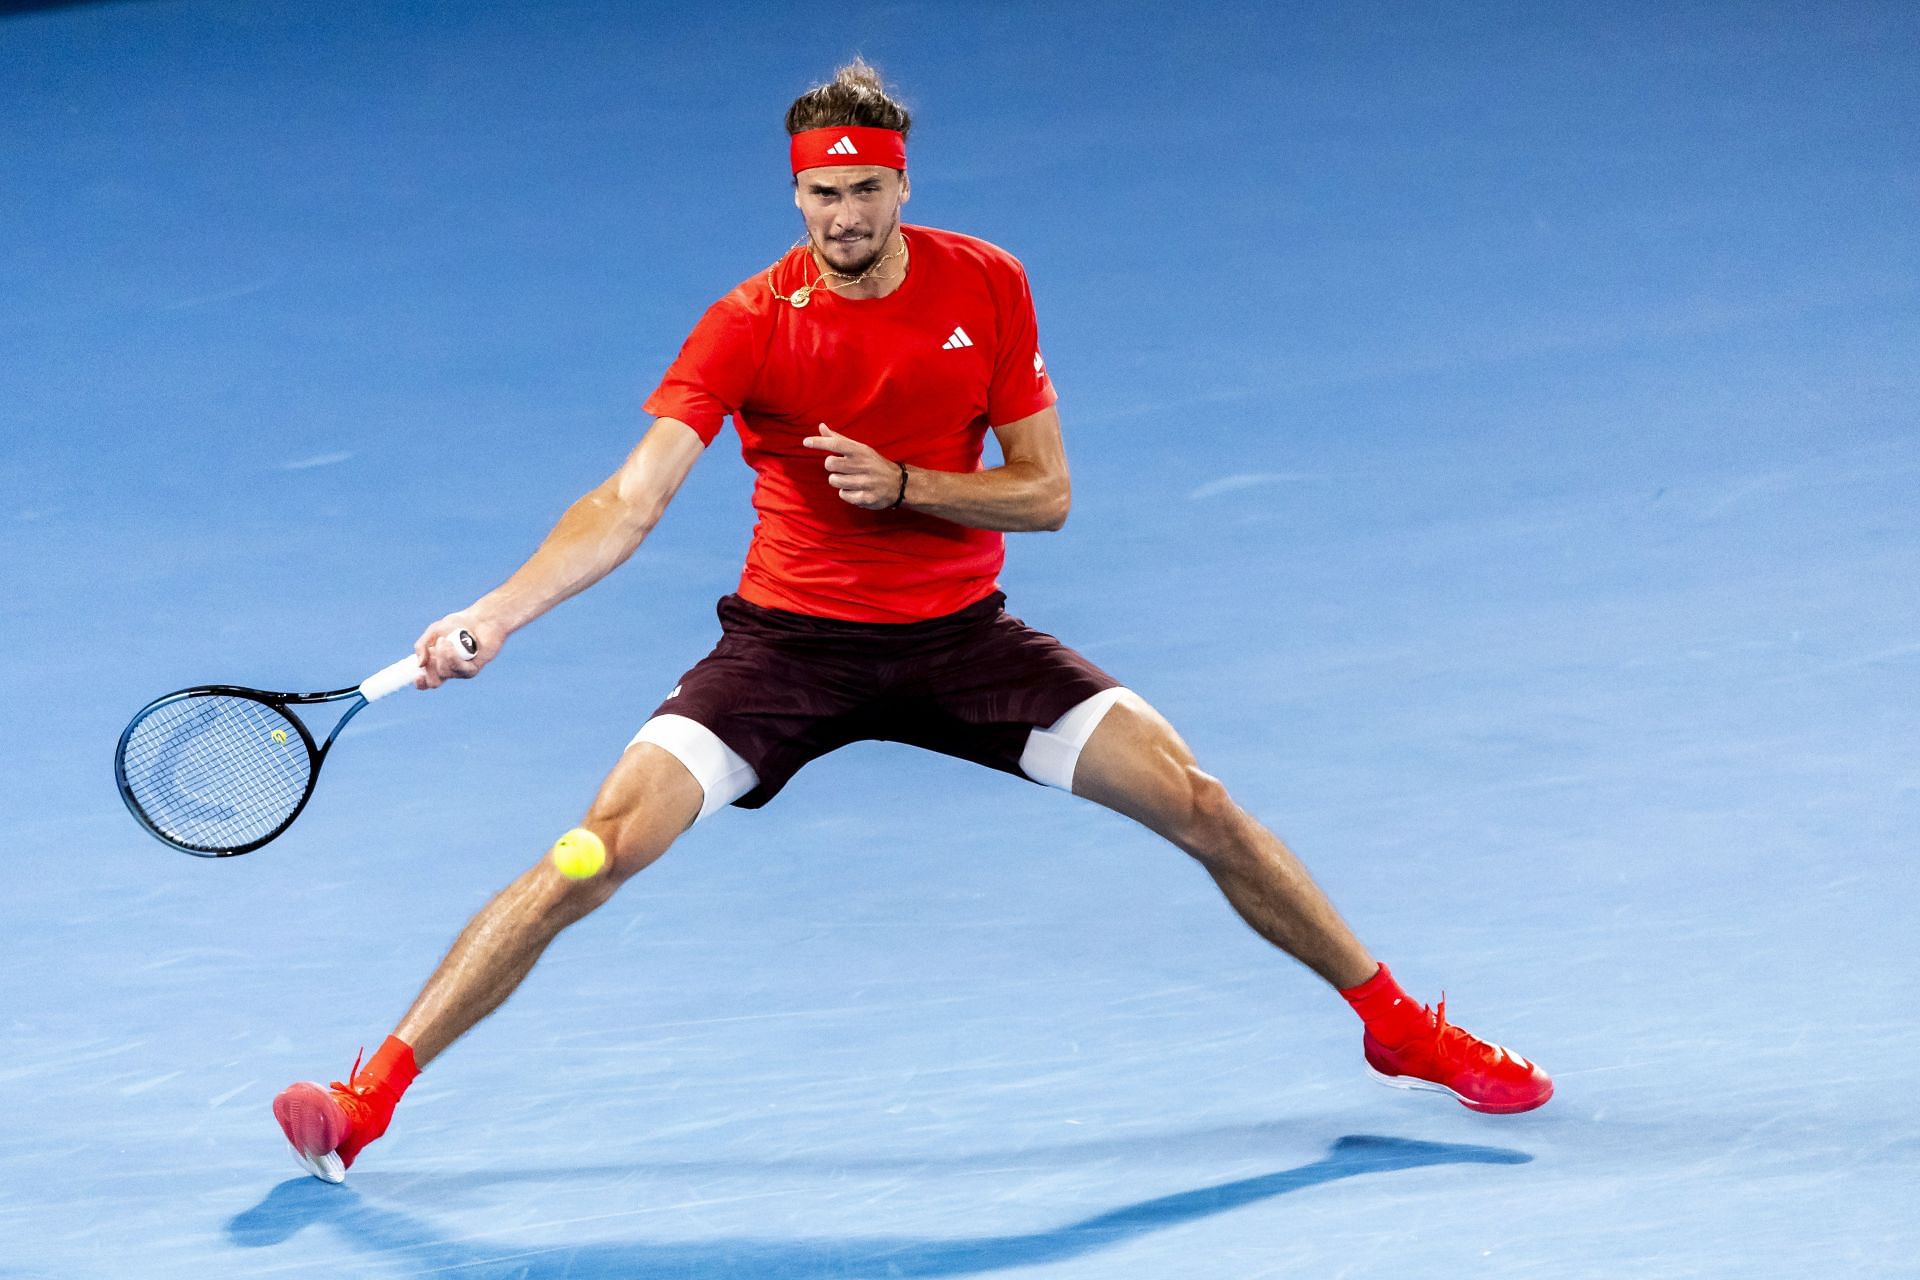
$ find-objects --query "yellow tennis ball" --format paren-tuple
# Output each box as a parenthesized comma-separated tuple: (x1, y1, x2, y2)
(550, 828, 607, 879)
(270, 729, 288, 745)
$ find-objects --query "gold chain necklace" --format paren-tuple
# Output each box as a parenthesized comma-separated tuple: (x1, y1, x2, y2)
(767, 232, 909, 309)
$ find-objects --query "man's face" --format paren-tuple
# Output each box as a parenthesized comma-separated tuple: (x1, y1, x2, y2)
(794, 165, 910, 275)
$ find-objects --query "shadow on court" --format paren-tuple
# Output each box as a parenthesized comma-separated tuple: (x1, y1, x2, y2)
(0, 0, 155, 18)
(227, 1133, 1531, 1277)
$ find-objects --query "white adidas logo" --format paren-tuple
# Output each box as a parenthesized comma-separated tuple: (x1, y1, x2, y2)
(825, 135, 859, 156)
(941, 326, 974, 350)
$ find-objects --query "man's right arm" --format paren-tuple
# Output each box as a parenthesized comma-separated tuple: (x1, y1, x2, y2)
(413, 417, 706, 686)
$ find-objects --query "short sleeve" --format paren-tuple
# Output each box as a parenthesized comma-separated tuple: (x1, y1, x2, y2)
(986, 262, 1059, 427)
(643, 296, 762, 445)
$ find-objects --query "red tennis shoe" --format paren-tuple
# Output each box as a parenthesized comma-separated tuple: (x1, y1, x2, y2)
(272, 1036, 417, 1183)
(1363, 997, 1553, 1114)
(272, 1058, 398, 1183)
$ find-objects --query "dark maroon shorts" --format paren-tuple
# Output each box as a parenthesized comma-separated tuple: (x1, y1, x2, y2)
(649, 591, 1121, 809)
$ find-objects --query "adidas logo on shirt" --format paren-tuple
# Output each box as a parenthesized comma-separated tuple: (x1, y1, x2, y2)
(825, 135, 859, 156)
(941, 326, 974, 350)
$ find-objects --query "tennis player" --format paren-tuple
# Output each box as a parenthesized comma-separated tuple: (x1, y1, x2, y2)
(274, 60, 1551, 1183)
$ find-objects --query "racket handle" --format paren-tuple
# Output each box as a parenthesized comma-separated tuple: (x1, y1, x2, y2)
(360, 630, 479, 702)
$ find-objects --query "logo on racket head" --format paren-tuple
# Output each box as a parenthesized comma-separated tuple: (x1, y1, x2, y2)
(271, 729, 289, 745)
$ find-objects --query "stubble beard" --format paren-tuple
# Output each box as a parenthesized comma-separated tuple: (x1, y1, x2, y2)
(816, 209, 901, 278)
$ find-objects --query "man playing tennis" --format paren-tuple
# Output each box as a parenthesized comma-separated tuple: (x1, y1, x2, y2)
(274, 60, 1551, 1183)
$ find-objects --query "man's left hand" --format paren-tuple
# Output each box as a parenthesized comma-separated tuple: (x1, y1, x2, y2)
(803, 424, 905, 510)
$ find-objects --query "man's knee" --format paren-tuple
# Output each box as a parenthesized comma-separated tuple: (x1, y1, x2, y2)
(572, 743, 703, 884)
(1170, 763, 1246, 862)
(1076, 698, 1245, 853)
(577, 799, 658, 884)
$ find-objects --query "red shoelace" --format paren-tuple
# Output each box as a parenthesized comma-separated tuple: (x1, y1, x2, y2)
(1420, 997, 1511, 1070)
(327, 1045, 367, 1097)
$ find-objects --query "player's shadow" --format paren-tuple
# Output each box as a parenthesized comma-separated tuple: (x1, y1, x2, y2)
(228, 1133, 1529, 1278)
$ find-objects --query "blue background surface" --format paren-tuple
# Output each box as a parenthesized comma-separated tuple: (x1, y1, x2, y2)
(3, 1, 1917, 1275)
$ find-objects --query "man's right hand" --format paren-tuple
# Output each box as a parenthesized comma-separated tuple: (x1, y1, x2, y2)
(413, 611, 501, 689)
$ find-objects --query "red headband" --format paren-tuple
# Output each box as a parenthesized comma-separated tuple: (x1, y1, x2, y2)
(789, 126, 907, 174)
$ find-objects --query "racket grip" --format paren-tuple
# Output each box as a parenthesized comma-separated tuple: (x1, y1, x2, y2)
(361, 656, 424, 702)
(359, 630, 479, 702)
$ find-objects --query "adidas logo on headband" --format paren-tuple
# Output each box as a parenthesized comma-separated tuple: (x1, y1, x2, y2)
(825, 135, 859, 156)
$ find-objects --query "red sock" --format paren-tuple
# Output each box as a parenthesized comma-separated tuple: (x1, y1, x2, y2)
(1339, 963, 1431, 1047)
(351, 1035, 420, 1108)
(329, 1036, 418, 1166)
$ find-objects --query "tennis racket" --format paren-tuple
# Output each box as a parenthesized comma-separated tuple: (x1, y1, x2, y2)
(114, 630, 478, 857)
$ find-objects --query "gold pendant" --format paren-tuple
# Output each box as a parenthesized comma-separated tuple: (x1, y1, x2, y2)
(790, 285, 812, 309)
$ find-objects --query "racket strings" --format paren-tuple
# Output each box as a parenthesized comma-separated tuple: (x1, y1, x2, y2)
(119, 696, 314, 850)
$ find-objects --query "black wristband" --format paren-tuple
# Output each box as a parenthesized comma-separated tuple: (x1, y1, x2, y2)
(889, 462, 909, 509)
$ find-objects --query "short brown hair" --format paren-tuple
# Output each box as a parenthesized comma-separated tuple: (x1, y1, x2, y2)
(785, 57, 912, 139)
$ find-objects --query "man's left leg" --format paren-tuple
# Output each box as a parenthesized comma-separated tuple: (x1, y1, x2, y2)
(1068, 691, 1376, 989)
(1063, 690, 1552, 1114)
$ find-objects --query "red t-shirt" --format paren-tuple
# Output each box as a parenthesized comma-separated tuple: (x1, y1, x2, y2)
(644, 224, 1058, 623)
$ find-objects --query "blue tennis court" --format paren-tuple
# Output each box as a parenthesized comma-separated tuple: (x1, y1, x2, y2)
(4, 1, 1916, 1275)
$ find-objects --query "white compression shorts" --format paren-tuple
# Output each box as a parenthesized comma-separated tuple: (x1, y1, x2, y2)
(629, 686, 1134, 824)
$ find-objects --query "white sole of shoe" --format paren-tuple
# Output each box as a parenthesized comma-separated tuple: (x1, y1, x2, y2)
(1367, 1064, 1550, 1114)
(290, 1146, 345, 1184)
(1368, 1063, 1472, 1105)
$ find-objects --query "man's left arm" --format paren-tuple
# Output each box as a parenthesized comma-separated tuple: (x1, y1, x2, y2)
(803, 407, 1070, 532)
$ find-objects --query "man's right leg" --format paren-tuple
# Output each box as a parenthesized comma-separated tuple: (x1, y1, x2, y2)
(393, 741, 703, 1062)
(273, 741, 704, 1182)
